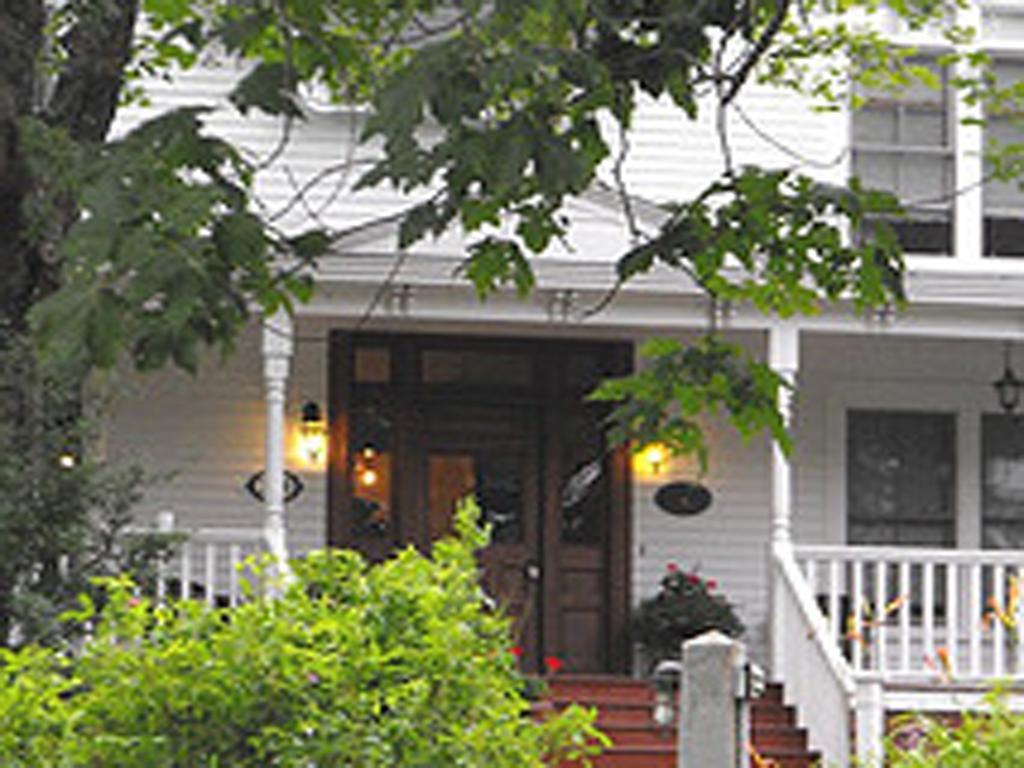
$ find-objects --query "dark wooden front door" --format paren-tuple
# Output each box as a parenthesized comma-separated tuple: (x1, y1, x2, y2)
(327, 333, 631, 673)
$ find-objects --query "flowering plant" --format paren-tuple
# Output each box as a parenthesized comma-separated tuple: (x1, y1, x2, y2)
(631, 563, 744, 664)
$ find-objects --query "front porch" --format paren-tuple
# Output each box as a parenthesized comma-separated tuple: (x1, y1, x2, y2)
(106, 277, 1024, 765)
(772, 541, 1024, 766)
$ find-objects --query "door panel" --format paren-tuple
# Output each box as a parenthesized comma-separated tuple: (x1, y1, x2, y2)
(421, 422, 541, 665)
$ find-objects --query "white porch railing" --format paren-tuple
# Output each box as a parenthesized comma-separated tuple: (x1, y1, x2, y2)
(771, 543, 856, 767)
(150, 511, 266, 607)
(794, 545, 1024, 683)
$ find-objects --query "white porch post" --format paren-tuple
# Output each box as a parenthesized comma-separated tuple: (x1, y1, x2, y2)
(262, 310, 294, 572)
(769, 322, 799, 545)
(769, 322, 800, 678)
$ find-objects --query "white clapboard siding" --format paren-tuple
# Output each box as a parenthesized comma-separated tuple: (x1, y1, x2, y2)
(106, 321, 329, 558)
(631, 331, 775, 660)
(112, 60, 848, 251)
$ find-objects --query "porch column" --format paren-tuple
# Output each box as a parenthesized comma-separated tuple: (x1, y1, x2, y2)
(768, 322, 799, 545)
(262, 310, 294, 571)
(768, 322, 799, 680)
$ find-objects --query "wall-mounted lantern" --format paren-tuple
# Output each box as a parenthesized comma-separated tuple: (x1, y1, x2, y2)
(993, 342, 1023, 413)
(299, 401, 327, 465)
(635, 443, 669, 478)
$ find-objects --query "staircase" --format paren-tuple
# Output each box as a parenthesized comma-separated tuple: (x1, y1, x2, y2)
(543, 676, 821, 767)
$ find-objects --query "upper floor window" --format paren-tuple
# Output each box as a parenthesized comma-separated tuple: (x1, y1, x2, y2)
(852, 59, 954, 256)
(983, 59, 1024, 258)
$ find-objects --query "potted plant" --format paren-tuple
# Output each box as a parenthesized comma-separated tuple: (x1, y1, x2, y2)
(632, 563, 744, 671)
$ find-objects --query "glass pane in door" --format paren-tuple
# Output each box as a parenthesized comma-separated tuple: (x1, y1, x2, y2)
(427, 451, 523, 544)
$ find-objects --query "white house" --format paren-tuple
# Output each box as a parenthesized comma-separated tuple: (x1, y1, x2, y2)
(104, 3, 1024, 764)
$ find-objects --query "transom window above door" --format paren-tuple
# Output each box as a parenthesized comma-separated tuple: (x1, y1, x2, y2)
(846, 409, 956, 547)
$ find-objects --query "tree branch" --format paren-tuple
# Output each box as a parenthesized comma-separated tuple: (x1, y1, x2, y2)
(45, 0, 140, 143)
(722, 0, 790, 106)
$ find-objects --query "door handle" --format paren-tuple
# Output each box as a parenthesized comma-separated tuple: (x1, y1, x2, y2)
(524, 562, 541, 582)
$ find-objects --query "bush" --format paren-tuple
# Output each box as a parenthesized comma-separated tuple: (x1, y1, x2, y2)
(0, 500, 605, 767)
(632, 563, 744, 665)
(886, 685, 1024, 766)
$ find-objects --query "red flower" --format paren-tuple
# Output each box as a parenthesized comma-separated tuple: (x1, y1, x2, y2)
(544, 655, 564, 675)
(686, 574, 701, 586)
(706, 579, 718, 591)
(509, 645, 524, 659)
(666, 562, 679, 574)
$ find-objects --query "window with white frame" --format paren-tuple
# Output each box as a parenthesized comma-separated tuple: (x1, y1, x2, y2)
(851, 59, 955, 255)
(847, 409, 956, 547)
(983, 59, 1024, 258)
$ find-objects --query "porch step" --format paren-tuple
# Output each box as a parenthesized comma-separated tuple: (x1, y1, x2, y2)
(544, 675, 822, 768)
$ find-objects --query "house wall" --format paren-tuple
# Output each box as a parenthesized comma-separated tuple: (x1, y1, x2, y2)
(105, 319, 1013, 665)
(106, 320, 329, 556)
(103, 13, 1024, 665)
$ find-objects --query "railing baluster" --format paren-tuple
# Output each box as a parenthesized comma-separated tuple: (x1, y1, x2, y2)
(923, 562, 935, 673)
(204, 542, 216, 607)
(969, 563, 982, 678)
(852, 560, 864, 672)
(229, 544, 241, 607)
(899, 561, 911, 673)
(828, 558, 841, 643)
(156, 511, 174, 603)
(946, 562, 959, 677)
(875, 560, 887, 675)
(994, 564, 1006, 676)
(180, 541, 191, 600)
(806, 559, 818, 598)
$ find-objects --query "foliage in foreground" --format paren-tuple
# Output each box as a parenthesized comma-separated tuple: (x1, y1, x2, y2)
(0, 334, 174, 648)
(632, 563, 744, 665)
(0, 501, 604, 767)
(886, 686, 1024, 767)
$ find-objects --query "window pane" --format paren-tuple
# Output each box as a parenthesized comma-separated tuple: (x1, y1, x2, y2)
(982, 414, 1024, 548)
(350, 406, 393, 537)
(852, 57, 953, 256)
(982, 58, 1024, 255)
(354, 346, 391, 383)
(903, 108, 947, 147)
(561, 404, 609, 545)
(853, 108, 898, 144)
(847, 410, 956, 547)
(427, 451, 523, 544)
(421, 349, 532, 387)
(984, 217, 1024, 257)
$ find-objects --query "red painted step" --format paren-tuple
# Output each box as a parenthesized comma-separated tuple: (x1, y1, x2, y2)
(543, 675, 822, 768)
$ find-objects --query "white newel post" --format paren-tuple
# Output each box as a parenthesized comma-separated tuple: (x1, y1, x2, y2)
(262, 310, 294, 578)
(678, 631, 749, 768)
(768, 322, 799, 678)
(854, 676, 885, 767)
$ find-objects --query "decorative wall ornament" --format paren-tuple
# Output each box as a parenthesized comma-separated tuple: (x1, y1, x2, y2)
(245, 470, 305, 504)
(654, 481, 713, 517)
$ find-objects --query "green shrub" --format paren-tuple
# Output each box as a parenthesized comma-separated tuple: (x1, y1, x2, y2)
(886, 685, 1024, 767)
(0, 500, 605, 767)
(632, 563, 744, 665)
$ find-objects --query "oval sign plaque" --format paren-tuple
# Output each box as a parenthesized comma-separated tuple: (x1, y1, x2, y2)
(654, 482, 713, 517)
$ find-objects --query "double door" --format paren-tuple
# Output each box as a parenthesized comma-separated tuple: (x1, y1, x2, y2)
(328, 334, 631, 672)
